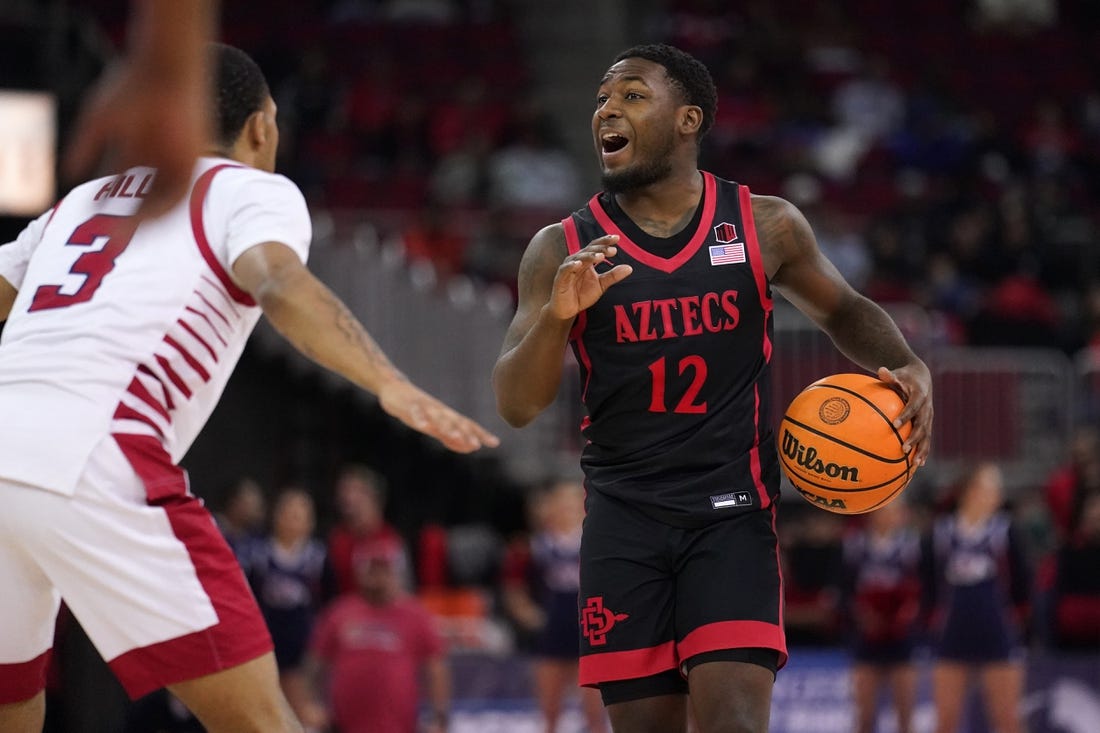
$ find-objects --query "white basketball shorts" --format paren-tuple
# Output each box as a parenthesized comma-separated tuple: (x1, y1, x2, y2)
(0, 433, 271, 703)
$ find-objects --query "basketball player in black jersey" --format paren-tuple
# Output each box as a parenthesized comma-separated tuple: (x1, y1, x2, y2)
(493, 44, 933, 733)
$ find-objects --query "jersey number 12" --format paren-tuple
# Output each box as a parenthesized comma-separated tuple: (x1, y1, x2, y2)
(647, 355, 707, 414)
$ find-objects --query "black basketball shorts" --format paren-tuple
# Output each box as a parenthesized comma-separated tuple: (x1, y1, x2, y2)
(577, 488, 787, 690)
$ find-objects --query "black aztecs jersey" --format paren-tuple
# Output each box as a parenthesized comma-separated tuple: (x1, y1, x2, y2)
(563, 172, 780, 526)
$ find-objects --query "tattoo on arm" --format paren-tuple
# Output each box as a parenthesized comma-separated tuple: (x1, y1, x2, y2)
(751, 196, 815, 278)
(325, 285, 395, 371)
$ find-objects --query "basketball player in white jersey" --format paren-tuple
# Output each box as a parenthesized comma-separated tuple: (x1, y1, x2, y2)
(0, 44, 498, 733)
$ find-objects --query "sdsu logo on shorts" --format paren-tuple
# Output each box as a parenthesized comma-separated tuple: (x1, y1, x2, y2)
(581, 596, 629, 646)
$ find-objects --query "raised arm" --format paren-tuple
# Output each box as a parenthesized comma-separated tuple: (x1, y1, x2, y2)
(65, 0, 216, 220)
(232, 241, 499, 454)
(754, 194, 933, 465)
(492, 225, 630, 427)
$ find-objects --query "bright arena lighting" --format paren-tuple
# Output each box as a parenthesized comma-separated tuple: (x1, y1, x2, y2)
(0, 90, 56, 217)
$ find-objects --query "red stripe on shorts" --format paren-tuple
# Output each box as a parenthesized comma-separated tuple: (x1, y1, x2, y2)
(106, 434, 272, 699)
(578, 640, 677, 687)
(113, 433, 186, 502)
(677, 619, 788, 670)
(0, 650, 51, 704)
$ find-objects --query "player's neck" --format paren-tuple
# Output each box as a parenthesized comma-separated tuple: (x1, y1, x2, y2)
(209, 144, 259, 170)
(612, 168, 703, 236)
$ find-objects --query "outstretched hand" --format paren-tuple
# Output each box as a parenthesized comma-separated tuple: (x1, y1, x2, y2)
(64, 60, 209, 221)
(547, 235, 633, 321)
(377, 378, 500, 454)
(878, 364, 934, 467)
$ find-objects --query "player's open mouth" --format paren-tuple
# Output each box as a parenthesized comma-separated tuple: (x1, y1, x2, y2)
(601, 132, 629, 155)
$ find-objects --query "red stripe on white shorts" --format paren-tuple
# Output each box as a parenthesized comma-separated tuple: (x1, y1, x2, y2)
(106, 434, 271, 699)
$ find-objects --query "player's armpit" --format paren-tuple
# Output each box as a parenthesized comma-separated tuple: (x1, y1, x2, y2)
(0, 276, 18, 322)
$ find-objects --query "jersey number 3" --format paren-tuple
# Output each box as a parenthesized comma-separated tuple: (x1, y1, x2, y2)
(647, 355, 708, 414)
(29, 214, 135, 312)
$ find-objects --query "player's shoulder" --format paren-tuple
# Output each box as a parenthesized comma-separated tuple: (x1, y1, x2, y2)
(747, 192, 817, 269)
(204, 160, 304, 199)
(530, 221, 566, 248)
(517, 222, 567, 284)
(201, 160, 310, 228)
(748, 192, 803, 227)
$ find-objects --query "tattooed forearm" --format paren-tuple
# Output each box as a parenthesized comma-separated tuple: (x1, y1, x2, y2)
(322, 285, 398, 374)
(258, 264, 405, 394)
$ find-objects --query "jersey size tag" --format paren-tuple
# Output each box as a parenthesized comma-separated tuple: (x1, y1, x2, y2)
(710, 490, 754, 509)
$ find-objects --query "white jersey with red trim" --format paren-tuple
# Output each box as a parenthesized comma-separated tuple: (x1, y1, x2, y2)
(0, 157, 311, 495)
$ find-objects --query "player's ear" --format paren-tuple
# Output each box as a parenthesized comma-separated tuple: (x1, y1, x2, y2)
(679, 105, 703, 136)
(246, 109, 268, 149)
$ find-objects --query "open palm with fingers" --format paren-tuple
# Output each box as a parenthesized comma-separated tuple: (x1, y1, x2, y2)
(548, 235, 633, 321)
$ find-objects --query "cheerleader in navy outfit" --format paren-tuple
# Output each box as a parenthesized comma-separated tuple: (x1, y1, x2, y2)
(842, 499, 922, 733)
(502, 481, 608, 733)
(922, 463, 1030, 733)
(249, 487, 337, 731)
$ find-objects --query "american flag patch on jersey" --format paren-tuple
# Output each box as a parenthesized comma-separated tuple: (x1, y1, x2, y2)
(708, 243, 746, 266)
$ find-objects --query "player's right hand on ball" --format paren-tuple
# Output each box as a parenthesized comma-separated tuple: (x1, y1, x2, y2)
(547, 234, 633, 320)
(377, 378, 500, 453)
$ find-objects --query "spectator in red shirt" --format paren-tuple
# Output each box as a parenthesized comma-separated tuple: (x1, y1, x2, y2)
(1043, 425, 1100, 541)
(306, 536, 450, 733)
(327, 464, 410, 594)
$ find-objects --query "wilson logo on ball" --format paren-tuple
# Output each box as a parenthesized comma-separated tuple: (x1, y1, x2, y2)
(818, 397, 850, 425)
(781, 430, 860, 482)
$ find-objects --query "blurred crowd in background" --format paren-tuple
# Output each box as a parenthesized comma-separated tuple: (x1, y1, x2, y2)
(269, 0, 1099, 355)
(53, 0, 1100, 352)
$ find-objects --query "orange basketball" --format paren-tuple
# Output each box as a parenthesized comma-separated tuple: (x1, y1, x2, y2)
(778, 373, 913, 514)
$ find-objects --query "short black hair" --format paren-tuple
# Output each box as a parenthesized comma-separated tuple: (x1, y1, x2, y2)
(613, 43, 717, 138)
(210, 43, 270, 149)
